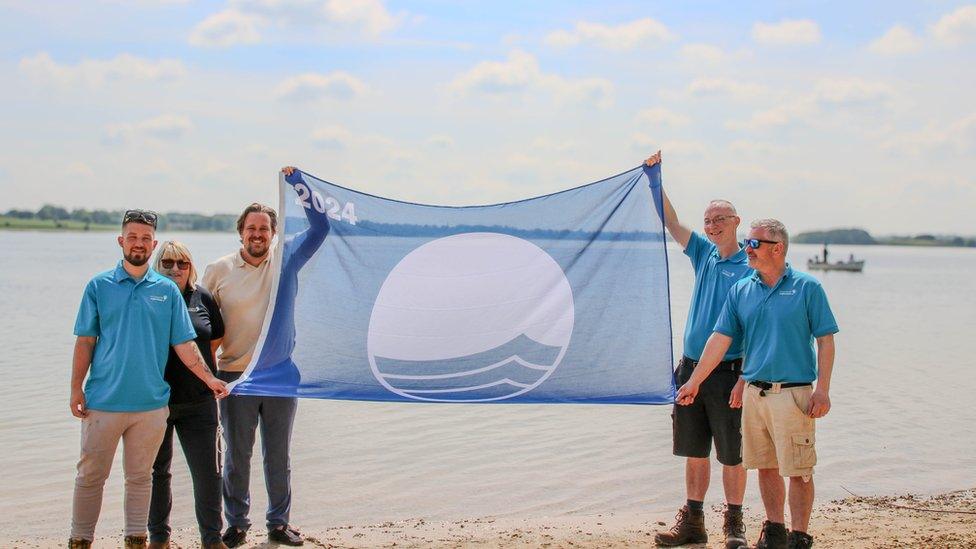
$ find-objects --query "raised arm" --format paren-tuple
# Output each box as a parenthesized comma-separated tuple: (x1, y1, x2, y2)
(281, 166, 330, 262)
(808, 334, 834, 418)
(674, 332, 734, 405)
(70, 336, 96, 418)
(646, 152, 691, 248)
(173, 341, 229, 398)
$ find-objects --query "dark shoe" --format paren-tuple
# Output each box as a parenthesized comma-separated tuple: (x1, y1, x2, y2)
(654, 505, 707, 546)
(202, 542, 229, 549)
(788, 530, 814, 549)
(221, 526, 248, 548)
(723, 507, 748, 549)
(67, 539, 92, 549)
(754, 520, 788, 549)
(268, 525, 304, 546)
(123, 535, 148, 549)
(148, 540, 170, 549)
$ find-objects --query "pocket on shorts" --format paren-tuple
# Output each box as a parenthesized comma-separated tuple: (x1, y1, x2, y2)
(790, 387, 812, 416)
(791, 433, 817, 468)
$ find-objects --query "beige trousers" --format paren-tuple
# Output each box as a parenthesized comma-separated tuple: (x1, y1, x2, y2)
(70, 407, 168, 541)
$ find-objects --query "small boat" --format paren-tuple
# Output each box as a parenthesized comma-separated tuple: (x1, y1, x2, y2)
(807, 244, 864, 272)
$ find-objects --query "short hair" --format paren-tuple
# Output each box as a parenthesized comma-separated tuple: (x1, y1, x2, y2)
(706, 199, 737, 215)
(236, 203, 277, 234)
(153, 240, 198, 289)
(751, 218, 789, 251)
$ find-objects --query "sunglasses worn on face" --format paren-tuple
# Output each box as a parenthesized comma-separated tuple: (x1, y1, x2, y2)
(744, 238, 780, 249)
(123, 209, 158, 228)
(160, 259, 190, 270)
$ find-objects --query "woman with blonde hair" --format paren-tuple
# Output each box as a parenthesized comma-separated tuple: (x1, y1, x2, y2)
(148, 241, 227, 548)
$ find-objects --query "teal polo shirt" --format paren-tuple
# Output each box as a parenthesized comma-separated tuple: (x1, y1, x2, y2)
(73, 261, 197, 412)
(714, 265, 839, 383)
(682, 231, 753, 361)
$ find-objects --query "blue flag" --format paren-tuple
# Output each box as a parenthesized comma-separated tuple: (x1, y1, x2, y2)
(231, 164, 674, 404)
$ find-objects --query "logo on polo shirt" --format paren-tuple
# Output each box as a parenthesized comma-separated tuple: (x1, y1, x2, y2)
(778, 289, 797, 296)
(149, 295, 168, 302)
(721, 270, 736, 278)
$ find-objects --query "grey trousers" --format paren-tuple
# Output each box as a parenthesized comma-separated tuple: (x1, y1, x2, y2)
(218, 372, 297, 530)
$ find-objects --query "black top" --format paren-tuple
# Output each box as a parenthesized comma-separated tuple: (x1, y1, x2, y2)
(165, 285, 224, 405)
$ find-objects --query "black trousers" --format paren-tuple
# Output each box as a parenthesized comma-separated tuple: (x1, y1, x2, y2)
(148, 398, 222, 543)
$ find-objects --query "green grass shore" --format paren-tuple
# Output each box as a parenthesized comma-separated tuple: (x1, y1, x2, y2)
(0, 216, 119, 231)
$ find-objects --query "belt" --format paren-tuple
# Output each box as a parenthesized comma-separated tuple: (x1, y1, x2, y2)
(749, 381, 812, 396)
(682, 356, 742, 373)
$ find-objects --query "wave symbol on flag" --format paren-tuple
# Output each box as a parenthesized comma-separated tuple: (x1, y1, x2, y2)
(366, 232, 575, 402)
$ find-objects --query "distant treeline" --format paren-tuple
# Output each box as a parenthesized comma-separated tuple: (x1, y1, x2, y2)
(283, 217, 664, 241)
(794, 228, 976, 248)
(4, 205, 237, 232)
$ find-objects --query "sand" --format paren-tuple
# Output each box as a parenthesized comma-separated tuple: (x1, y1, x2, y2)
(9, 488, 975, 548)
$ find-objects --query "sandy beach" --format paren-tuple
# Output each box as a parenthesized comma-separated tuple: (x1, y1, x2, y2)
(10, 488, 974, 548)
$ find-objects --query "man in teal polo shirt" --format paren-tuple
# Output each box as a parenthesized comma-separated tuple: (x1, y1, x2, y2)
(676, 218, 838, 549)
(68, 210, 228, 549)
(646, 152, 753, 549)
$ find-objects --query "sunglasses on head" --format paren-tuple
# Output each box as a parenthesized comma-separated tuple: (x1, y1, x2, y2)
(160, 258, 191, 270)
(123, 209, 158, 228)
(744, 238, 780, 249)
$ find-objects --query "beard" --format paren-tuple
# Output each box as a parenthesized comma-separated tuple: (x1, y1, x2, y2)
(124, 250, 150, 266)
(244, 239, 270, 259)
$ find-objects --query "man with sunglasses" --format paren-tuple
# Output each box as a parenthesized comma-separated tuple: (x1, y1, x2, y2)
(646, 152, 753, 549)
(68, 210, 228, 549)
(676, 219, 838, 549)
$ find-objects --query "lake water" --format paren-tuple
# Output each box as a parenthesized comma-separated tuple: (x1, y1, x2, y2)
(1, 231, 974, 540)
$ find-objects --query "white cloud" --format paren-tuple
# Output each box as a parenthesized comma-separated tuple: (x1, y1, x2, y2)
(320, 0, 398, 35)
(884, 113, 976, 153)
(18, 52, 186, 87)
(191, 0, 399, 46)
(752, 19, 821, 45)
(189, 9, 263, 47)
(104, 114, 194, 145)
(545, 18, 676, 50)
(931, 5, 976, 44)
(449, 50, 614, 109)
(681, 43, 727, 63)
(730, 78, 894, 131)
(631, 134, 705, 156)
(276, 71, 370, 102)
(869, 25, 923, 55)
(310, 125, 354, 149)
(637, 107, 690, 127)
(688, 77, 765, 99)
(813, 78, 893, 106)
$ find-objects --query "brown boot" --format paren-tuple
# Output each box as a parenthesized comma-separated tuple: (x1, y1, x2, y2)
(147, 540, 170, 549)
(124, 535, 148, 549)
(788, 530, 814, 548)
(67, 539, 92, 549)
(654, 505, 707, 546)
(755, 521, 789, 549)
(723, 507, 748, 549)
(202, 542, 229, 549)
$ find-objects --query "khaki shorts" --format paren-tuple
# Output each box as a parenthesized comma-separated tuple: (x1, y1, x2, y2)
(742, 384, 817, 478)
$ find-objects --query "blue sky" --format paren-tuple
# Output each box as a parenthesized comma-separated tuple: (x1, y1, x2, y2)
(1, 0, 974, 234)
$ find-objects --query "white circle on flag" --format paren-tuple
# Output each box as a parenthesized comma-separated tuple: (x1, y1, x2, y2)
(367, 232, 575, 402)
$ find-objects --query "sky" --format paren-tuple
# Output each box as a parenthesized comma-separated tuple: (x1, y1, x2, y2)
(1, 0, 974, 235)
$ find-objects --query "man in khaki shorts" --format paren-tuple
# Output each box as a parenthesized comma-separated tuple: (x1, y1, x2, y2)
(675, 219, 838, 549)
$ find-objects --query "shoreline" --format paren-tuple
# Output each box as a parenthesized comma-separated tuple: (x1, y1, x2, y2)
(10, 488, 974, 548)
